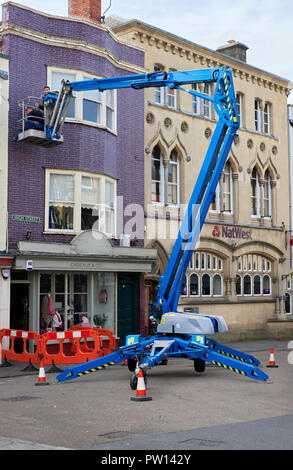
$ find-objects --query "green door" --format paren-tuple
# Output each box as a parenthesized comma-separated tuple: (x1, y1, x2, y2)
(117, 274, 138, 346)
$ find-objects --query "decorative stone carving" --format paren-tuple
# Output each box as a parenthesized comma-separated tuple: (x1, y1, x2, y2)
(181, 121, 189, 133)
(247, 139, 253, 149)
(164, 117, 172, 128)
(146, 112, 155, 124)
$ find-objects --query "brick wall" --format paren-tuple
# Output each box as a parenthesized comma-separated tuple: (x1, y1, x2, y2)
(2, 3, 145, 249)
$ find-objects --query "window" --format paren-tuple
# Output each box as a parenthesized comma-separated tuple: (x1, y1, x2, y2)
(49, 68, 117, 132)
(51, 70, 76, 119)
(202, 274, 211, 296)
(255, 99, 262, 132)
(81, 176, 101, 231)
(236, 93, 243, 127)
(237, 255, 271, 296)
(236, 274, 242, 295)
(167, 88, 177, 109)
(192, 83, 200, 115)
(253, 275, 261, 295)
(222, 161, 233, 213)
(152, 145, 181, 206)
(251, 167, 260, 217)
(203, 83, 211, 118)
(49, 173, 75, 230)
(243, 274, 252, 295)
(213, 274, 222, 296)
(263, 275, 271, 295)
(181, 275, 188, 296)
(168, 150, 179, 205)
(46, 170, 116, 236)
(190, 273, 199, 296)
(263, 103, 271, 135)
(83, 76, 103, 124)
(153, 64, 165, 105)
(151, 145, 163, 203)
(210, 161, 233, 214)
(263, 170, 272, 218)
(185, 251, 223, 298)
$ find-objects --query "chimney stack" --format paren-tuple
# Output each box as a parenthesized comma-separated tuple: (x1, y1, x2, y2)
(216, 40, 249, 63)
(68, 0, 102, 24)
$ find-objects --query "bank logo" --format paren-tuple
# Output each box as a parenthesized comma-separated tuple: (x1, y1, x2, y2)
(212, 225, 221, 237)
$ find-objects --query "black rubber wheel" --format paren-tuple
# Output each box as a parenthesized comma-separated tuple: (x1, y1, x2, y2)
(130, 373, 148, 390)
(130, 374, 137, 390)
(193, 358, 206, 373)
(127, 358, 137, 372)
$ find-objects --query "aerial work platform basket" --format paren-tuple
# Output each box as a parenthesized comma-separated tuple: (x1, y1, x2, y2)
(15, 93, 65, 147)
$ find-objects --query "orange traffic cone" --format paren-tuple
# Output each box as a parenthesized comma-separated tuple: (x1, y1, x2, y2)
(131, 368, 152, 402)
(35, 362, 49, 386)
(266, 348, 278, 368)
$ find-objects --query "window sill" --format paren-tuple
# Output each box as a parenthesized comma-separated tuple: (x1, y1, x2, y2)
(64, 118, 117, 136)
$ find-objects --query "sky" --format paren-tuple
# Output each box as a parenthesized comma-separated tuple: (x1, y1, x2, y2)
(1, 0, 293, 101)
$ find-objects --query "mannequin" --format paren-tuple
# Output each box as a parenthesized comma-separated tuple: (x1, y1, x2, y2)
(41, 291, 56, 330)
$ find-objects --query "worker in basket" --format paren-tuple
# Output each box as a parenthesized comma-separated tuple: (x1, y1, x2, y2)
(25, 104, 44, 131)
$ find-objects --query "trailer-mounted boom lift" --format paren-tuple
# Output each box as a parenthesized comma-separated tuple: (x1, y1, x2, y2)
(37, 66, 268, 384)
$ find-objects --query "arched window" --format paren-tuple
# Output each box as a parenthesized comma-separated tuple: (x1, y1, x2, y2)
(202, 274, 211, 296)
(263, 170, 272, 218)
(243, 274, 252, 295)
(236, 274, 242, 296)
(285, 293, 291, 314)
(251, 167, 260, 217)
(213, 274, 222, 296)
(151, 145, 163, 203)
(190, 273, 199, 296)
(168, 149, 180, 205)
(181, 275, 187, 296)
(253, 274, 261, 295)
(263, 275, 271, 295)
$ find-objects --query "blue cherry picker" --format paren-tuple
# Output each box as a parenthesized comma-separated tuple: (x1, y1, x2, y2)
(46, 66, 269, 385)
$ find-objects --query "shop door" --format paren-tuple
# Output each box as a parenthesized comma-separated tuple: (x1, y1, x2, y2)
(117, 274, 138, 346)
(10, 283, 29, 331)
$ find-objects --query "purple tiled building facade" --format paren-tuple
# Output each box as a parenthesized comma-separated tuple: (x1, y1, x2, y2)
(1, 2, 156, 343)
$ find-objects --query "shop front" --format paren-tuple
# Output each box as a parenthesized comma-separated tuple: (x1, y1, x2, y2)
(12, 231, 157, 343)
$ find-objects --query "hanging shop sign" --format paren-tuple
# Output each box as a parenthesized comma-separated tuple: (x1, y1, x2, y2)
(212, 225, 253, 240)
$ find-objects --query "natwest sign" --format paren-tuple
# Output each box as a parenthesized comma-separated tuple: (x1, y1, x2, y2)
(212, 225, 252, 240)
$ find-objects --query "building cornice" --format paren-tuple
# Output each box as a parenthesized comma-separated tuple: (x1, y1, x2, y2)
(0, 22, 146, 74)
(114, 21, 292, 96)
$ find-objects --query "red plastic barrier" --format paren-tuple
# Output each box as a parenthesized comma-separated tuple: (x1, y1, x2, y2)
(40, 329, 102, 365)
(71, 326, 117, 355)
(0, 329, 41, 364)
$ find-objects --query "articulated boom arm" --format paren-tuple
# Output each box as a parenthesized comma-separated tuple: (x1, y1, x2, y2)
(48, 67, 239, 314)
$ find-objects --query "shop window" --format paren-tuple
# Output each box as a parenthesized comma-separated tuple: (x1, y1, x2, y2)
(237, 255, 272, 297)
(185, 251, 224, 299)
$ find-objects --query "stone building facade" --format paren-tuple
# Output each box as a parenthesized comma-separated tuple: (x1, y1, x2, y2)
(112, 19, 293, 337)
